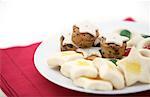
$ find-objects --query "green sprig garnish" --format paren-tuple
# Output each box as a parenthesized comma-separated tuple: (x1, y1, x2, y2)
(109, 59, 117, 66)
(120, 30, 131, 39)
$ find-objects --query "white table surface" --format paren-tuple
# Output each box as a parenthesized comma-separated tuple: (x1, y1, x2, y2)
(0, 0, 149, 96)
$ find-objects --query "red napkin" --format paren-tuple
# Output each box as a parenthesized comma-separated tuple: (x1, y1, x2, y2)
(0, 18, 149, 97)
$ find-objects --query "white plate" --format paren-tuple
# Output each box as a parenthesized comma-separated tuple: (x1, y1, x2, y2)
(34, 21, 150, 94)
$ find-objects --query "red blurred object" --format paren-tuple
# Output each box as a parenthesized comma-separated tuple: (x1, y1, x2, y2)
(124, 48, 131, 56)
(124, 17, 136, 22)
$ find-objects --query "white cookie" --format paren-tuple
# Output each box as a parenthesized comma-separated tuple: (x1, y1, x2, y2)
(93, 58, 125, 89)
(60, 59, 98, 79)
(117, 47, 150, 86)
(47, 51, 83, 68)
(73, 77, 113, 91)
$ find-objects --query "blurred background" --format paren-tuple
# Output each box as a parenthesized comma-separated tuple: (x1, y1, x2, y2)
(0, 0, 149, 48)
(0, 0, 149, 96)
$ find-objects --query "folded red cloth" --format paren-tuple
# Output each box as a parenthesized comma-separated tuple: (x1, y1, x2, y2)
(0, 43, 89, 97)
(0, 18, 149, 97)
